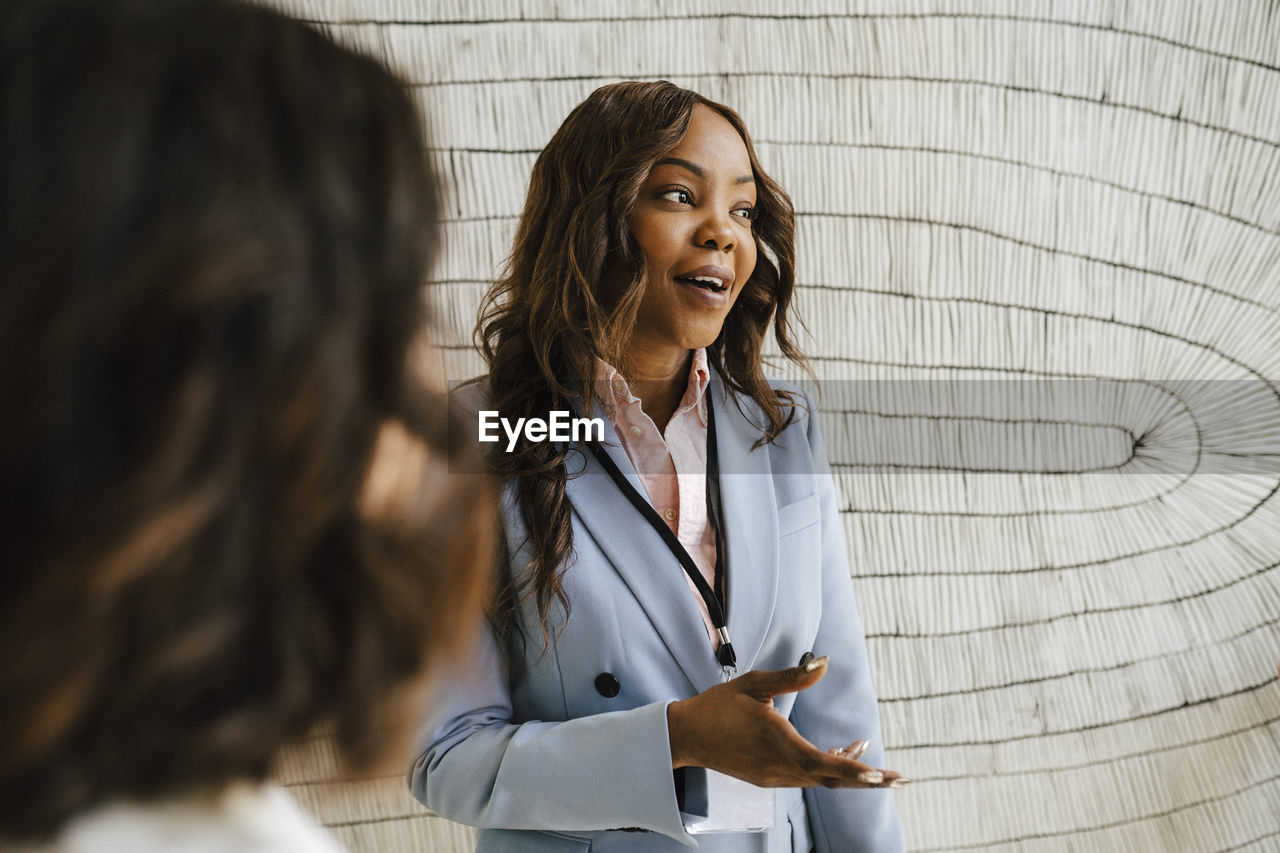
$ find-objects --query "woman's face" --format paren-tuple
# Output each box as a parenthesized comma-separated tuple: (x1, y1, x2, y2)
(626, 104, 758, 362)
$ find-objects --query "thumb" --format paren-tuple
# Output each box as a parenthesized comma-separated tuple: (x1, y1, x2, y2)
(739, 655, 829, 701)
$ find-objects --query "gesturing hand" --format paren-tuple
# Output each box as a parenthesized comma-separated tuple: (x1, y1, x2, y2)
(666, 657, 907, 789)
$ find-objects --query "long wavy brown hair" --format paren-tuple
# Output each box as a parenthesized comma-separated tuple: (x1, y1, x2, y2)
(0, 0, 493, 838)
(477, 81, 808, 649)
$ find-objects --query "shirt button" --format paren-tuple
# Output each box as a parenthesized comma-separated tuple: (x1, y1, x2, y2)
(629, 424, 642, 437)
(664, 508, 676, 521)
(595, 672, 621, 698)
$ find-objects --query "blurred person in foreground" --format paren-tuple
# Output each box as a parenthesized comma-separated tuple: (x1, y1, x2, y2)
(0, 0, 494, 849)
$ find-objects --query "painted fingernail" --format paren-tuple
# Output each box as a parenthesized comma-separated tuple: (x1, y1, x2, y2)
(857, 770, 883, 785)
(848, 740, 870, 760)
(888, 778, 910, 788)
(804, 655, 829, 672)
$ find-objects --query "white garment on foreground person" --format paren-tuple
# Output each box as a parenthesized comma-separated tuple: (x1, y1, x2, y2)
(2, 784, 342, 853)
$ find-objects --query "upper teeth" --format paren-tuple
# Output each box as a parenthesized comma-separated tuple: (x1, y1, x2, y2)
(690, 276, 723, 286)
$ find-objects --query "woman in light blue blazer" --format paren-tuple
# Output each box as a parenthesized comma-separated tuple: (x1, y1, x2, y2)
(412, 81, 905, 852)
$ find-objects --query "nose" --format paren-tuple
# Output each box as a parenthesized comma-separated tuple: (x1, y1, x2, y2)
(693, 208, 735, 253)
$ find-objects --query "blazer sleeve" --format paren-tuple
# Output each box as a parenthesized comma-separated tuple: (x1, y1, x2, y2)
(789, 398, 906, 853)
(408, 586, 697, 846)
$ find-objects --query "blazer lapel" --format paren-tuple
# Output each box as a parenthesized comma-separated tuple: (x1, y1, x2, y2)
(567, 404, 726, 693)
(708, 375, 779, 674)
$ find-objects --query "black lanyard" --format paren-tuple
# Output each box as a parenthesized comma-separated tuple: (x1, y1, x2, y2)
(586, 391, 737, 678)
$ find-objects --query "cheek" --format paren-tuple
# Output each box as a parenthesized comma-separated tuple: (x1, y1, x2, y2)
(738, 238, 759, 282)
(630, 214, 682, 270)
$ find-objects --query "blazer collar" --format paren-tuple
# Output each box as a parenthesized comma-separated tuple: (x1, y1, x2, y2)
(566, 364, 780, 693)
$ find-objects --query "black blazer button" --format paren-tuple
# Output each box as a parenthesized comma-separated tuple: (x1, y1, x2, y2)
(594, 672, 621, 698)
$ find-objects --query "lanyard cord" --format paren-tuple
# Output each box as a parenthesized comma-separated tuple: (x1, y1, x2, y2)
(586, 392, 737, 677)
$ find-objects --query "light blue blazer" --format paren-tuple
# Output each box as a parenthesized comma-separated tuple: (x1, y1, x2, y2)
(411, 374, 904, 853)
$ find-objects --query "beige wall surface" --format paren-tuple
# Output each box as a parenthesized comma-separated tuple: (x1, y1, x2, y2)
(273, 2, 1280, 850)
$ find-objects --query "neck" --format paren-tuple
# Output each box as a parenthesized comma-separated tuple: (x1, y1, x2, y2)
(621, 346, 693, 434)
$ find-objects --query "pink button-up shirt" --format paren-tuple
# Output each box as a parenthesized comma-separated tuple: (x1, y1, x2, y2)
(595, 349, 720, 648)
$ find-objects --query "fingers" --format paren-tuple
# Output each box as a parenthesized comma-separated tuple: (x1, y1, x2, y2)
(801, 747, 909, 789)
(879, 771, 909, 789)
(827, 739, 870, 761)
(738, 656, 829, 701)
(767, 722, 890, 789)
(802, 738, 910, 789)
(705, 662, 910, 790)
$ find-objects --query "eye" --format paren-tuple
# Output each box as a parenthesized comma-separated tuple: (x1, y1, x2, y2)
(659, 188, 692, 205)
(732, 206, 758, 222)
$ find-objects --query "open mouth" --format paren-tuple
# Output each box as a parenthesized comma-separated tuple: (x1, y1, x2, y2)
(675, 274, 728, 294)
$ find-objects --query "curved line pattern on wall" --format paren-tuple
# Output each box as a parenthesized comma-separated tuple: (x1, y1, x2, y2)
(272, 3, 1280, 851)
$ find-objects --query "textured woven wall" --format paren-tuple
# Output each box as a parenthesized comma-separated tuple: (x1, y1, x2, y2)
(271, 2, 1280, 850)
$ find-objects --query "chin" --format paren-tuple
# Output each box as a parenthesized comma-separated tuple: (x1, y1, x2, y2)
(680, 333, 722, 352)
(688, 321, 731, 349)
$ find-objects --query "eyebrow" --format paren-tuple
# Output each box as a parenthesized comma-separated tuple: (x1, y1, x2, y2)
(654, 157, 755, 185)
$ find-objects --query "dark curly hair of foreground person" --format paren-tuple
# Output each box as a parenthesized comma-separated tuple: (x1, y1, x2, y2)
(0, 0, 494, 839)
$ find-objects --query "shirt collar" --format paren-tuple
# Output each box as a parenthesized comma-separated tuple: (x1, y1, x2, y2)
(595, 348, 711, 426)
